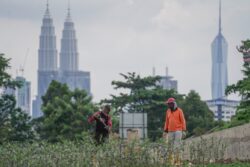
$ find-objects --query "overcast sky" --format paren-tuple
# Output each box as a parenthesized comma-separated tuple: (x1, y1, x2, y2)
(0, 0, 249, 102)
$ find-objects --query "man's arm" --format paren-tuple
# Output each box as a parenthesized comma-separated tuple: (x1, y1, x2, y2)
(179, 109, 186, 131)
(107, 116, 112, 128)
(88, 111, 100, 123)
(106, 116, 112, 133)
(164, 110, 169, 133)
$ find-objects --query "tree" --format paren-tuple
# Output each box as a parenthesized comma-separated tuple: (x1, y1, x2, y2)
(8, 108, 35, 141)
(102, 72, 183, 140)
(226, 39, 250, 126)
(0, 54, 21, 89)
(37, 80, 97, 142)
(0, 53, 34, 143)
(181, 90, 215, 137)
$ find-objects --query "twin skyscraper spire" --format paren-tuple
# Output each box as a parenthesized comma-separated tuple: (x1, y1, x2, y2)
(38, 1, 57, 71)
(33, 2, 90, 118)
(39, 1, 79, 72)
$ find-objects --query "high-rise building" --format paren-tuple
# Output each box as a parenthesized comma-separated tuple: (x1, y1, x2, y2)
(60, 8, 78, 72)
(211, 0, 228, 100)
(38, 3, 58, 72)
(206, 99, 239, 121)
(206, 0, 239, 121)
(33, 2, 59, 118)
(59, 7, 91, 94)
(16, 76, 31, 115)
(32, 3, 91, 118)
(4, 76, 31, 115)
(154, 67, 178, 91)
(37, 2, 59, 97)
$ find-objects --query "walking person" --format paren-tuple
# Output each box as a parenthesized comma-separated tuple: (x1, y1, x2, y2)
(163, 97, 186, 166)
(88, 105, 112, 144)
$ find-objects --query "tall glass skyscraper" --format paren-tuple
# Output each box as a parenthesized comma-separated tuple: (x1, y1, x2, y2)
(37, 2, 59, 97)
(59, 6, 91, 94)
(32, 2, 90, 118)
(16, 76, 31, 115)
(211, 0, 228, 100)
(60, 8, 79, 72)
(38, 3, 58, 72)
(4, 76, 31, 115)
(33, 2, 59, 118)
(206, 0, 239, 121)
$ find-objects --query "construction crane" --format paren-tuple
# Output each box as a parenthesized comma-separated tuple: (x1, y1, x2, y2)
(19, 48, 29, 76)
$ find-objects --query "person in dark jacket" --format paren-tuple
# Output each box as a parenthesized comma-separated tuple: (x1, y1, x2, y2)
(88, 105, 112, 144)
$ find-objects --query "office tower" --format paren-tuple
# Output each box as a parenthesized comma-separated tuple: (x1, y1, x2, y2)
(16, 76, 31, 115)
(206, 0, 239, 121)
(211, 0, 228, 100)
(32, 2, 59, 118)
(60, 7, 78, 72)
(59, 6, 90, 94)
(154, 67, 178, 91)
(4, 76, 31, 115)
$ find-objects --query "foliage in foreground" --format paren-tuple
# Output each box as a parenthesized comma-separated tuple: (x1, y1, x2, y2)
(35, 80, 97, 142)
(102, 72, 182, 140)
(0, 53, 34, 143)
(0, 138, 249, 167)
(204, 163, 250, 167)
(0, 138, 169, 167)
(0, 130, 248, 167)
(224, 40, 250, 128)
(103, 73, 216, 139)
(180, 90, 215, 137)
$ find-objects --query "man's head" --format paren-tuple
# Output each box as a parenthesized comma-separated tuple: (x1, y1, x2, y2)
(102, 105, 111, 114)
(166, 97, 177, 111)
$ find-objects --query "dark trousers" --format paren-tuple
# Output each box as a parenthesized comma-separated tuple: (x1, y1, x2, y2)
(95, 131, 109, 144)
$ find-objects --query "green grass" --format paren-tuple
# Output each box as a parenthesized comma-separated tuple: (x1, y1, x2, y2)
(0, 139, 168, 167)
(0, 138, 249, 167)
(202, 162, 250, 167)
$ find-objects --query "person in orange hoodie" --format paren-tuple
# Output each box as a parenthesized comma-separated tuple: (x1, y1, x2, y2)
(163, 97, 186, 166)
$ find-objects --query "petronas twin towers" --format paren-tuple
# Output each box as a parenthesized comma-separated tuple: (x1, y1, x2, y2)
(33, 3, 90, 118)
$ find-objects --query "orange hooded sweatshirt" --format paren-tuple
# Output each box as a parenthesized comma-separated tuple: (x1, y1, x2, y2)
(164, 108, 186, 132)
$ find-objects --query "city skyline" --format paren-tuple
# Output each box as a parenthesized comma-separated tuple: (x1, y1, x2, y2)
(32, 2, 90, 117)
(0, 0, 249, 102)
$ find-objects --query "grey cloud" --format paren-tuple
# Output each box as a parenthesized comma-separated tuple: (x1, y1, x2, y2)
(0, 0, 163, 30)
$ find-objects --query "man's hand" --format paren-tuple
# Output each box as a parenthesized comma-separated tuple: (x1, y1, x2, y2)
(93, 112, 100, 118)
(182, 131, 187, 139)
(99, 117, 105, 123)
(162, 132, 168, 139)
(106, 126, 111, 133)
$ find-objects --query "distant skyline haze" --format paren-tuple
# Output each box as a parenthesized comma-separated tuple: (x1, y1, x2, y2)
(0, 0, 249, 102)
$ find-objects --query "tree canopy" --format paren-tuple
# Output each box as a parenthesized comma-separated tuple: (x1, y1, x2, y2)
(181, 90, 215, 137)
(225, 39, 250, 126)
(103, 72, 183, 140)
(37, 80, 97, 142)
(0, 53, 34, 143)
(103, 73, 217, 139)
